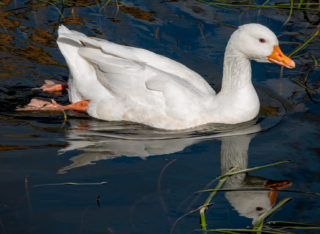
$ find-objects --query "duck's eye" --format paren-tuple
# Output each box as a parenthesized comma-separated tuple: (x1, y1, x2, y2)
(256, 207, 263, 211)
(259, 38, 266, 43)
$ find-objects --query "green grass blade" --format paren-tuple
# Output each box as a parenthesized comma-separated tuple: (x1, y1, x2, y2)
(311, 55, 318, 66)
(256, 221, 263, 234)
(34, 182, 107, 187)
(65, 0, 97, 11)
(197, 0, 242, 12)
(100, 0, 111, 12)
(196, 229, 242, 234)
(197, 188, 320, 196)
(288, 29, 320, 57)
(266, 221, 320, 227)
(288, 77, 316, 94)
(216, 161, 291, 180)
(274, 226, 320, 230)
(283, 0, 294, 25)
(200, 208, 206, 230)
(215, 22, 238, 29)
(200, 165, 239, 230)
(204, 165, 239, 205)
(39, 0, 64, 18)
(254, 198, 292, 228)
(0, 1, 6, 5)
(204, 228, 295, 233)
(280, 41, 320, 45)
(290, 53, 309, 58)
(275, 2, 320, 6)
(262, 0, 270, 6)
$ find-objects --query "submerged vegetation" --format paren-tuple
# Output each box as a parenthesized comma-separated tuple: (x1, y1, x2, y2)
(173, 160, 320, 234)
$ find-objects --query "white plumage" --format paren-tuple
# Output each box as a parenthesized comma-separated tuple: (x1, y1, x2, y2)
(57, 24, 291, 130)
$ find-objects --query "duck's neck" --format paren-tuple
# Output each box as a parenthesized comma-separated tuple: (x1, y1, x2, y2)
(220, 136, 251, 188)
(221, 49, 252, 92)
(211, 47, 259, 124)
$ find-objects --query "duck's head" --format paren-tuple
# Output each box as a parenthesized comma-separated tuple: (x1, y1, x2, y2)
(228, 23, 295, 69)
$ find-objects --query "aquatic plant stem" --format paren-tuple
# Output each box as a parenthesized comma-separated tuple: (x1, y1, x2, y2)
(198, 187, 320, 196)
(216, 160, 290, 180)
(100, 0, 111, 11)
(158, 159, 177, 223)
(287, 29, 320, 57)
(304, 65, 320, 85)
(255, 221, 263, 234)
(205, 229, 294, 233)
(253, 198, 292, 229)
(283, 0, 293, 26)
(288, 77, 316, 94)
(33, 182, 107, 187)
(53, 2, 65, 35)
(285, 29, 319, 96)
(62, 110, 67, 126)
(266, 220, 320, 228)
(200, 165, 239, 230)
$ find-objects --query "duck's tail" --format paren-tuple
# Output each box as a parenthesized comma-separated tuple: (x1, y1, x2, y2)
(57, 25, 102, 103)
(58, 25, 101, 48)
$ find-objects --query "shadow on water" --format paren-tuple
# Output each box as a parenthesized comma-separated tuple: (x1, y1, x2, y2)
(1, 0, 320, 233)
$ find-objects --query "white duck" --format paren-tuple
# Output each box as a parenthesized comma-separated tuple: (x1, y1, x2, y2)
(19, 24, 295, 130)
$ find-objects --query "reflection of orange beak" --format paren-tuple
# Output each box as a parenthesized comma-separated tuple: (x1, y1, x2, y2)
(268, 191, 277, 206)
(268, 46, 295, 69)
(265, 180, 293, 206)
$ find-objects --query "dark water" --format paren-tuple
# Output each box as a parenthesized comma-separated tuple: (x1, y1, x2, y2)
(1, 0, 320, 233)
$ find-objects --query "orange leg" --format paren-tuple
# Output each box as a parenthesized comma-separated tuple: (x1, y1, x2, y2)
(43, 83, 68, 92)
(16, 99, 89, 112)
(34, 80, 68, 93)
(64, 100, 89, 112)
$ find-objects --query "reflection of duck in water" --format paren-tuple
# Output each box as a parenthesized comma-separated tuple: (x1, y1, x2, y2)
(57, 118, 291, 224)
(220, 132, 292, 224)
(57, 119, 201, 173)
(57, 118, 260, 174)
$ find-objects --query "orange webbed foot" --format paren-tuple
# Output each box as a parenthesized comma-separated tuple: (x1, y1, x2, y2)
(34, 80, 68, 93)
(65, 100, 89, 112)
(16, 98, 66, 111)
(16, 99, 89, 112)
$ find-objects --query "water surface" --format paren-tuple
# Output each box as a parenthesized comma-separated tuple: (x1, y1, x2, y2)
(1, 0, 320, 233)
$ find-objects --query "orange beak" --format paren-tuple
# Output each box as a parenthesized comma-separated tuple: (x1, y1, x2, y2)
(267, 46, 295, 69)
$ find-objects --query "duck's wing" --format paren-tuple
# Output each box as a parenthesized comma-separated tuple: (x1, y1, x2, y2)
(77, 46, 214, 122)
(58, 25, 216, 97)
(57, 26, 217, 127)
